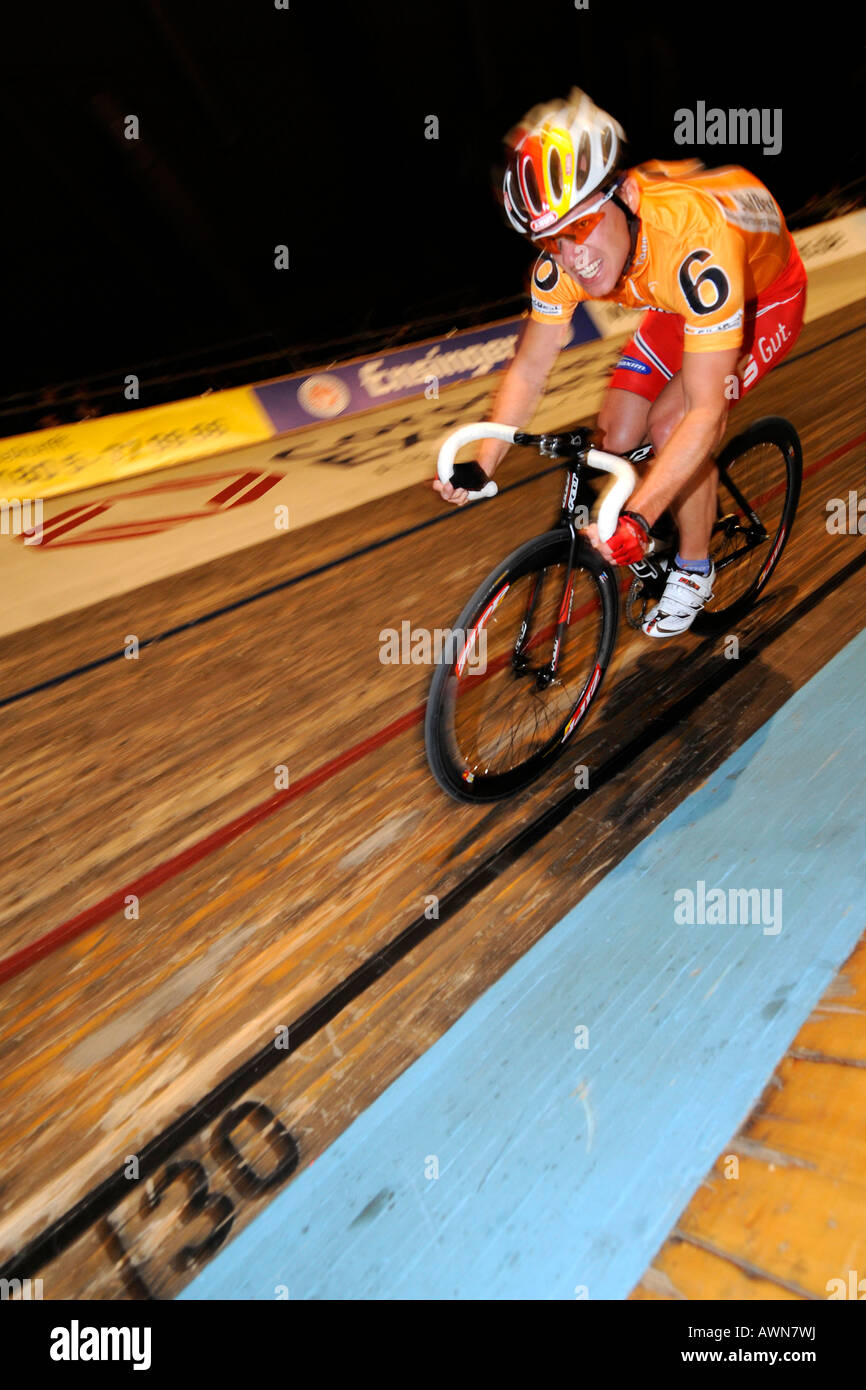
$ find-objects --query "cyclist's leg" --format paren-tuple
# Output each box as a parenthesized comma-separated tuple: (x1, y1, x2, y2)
(597, 387, 651, 455)
(620, 311, 718, 561)
(645, 372, 720, 561)
(642, 250, 806, 553)
(597, 312, 674, 456)
(658, 252, 807, 555)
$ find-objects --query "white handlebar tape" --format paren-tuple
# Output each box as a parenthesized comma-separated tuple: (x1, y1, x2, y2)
(586, 447, 637, 542)
(436, 422, 515, 500)
(435, 424, 636, 528)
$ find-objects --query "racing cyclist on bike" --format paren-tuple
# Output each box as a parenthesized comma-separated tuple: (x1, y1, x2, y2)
(434, 90, 807, 636)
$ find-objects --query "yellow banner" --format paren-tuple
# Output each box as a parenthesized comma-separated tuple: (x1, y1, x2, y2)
(0, 388, 273, 499)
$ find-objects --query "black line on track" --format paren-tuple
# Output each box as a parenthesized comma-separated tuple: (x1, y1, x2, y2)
(3, 540, 866, 1284)
(0, 463, 563, 711)
(2, 318, 864, 714)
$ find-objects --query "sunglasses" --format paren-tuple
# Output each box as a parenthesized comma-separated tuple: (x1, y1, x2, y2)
(534, 210, 605, 256)
(531, 183, 618, 256)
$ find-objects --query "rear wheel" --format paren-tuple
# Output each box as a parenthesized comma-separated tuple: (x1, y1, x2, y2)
(692, 415, 802, 635)
(424, 530, 619, 801)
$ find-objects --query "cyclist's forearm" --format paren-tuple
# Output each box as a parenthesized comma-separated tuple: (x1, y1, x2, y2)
(477, 368, 548, 473)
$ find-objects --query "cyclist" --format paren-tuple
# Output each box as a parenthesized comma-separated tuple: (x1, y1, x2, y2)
(434, 90, 807, 636)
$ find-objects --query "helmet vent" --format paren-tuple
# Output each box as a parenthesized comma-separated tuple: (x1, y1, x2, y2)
(523, 158, 542, 213)
(575, 131, 591, 192)
(549, 147, 563, 202)
(501, 90, 624, 239)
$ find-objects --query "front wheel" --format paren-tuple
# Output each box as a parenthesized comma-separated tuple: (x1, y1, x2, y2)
(692, 415, 802, 635)
(424, 530, 619, 802)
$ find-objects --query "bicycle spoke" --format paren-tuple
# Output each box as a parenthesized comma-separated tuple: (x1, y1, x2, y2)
(704, 440, 790, 614)
(450, 561, 603, 778)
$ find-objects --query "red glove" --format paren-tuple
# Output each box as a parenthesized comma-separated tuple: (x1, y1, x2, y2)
(607, 511, 650, 566)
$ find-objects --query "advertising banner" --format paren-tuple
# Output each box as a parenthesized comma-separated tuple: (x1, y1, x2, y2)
(254, 308, 600, 435)
(0, 388, 273, 500)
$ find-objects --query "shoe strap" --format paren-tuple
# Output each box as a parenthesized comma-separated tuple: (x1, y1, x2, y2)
(658, 570, 713, 617)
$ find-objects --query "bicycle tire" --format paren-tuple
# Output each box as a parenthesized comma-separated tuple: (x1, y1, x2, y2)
(692, 415, 802, 635)
(424, 529, 619, 802)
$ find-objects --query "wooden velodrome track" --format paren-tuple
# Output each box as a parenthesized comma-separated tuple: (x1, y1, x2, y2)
(1, 292, 865, 1300)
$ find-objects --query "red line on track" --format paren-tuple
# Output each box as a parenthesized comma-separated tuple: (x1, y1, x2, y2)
(1, 428, 862, 988)
(803, 430, 866, 476)
(0, 707, 422, 986)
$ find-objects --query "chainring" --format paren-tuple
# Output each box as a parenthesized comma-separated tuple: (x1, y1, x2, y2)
(625, 566, 669, 630)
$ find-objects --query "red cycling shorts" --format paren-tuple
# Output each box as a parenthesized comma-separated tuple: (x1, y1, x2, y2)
(608, 245, 807, 406)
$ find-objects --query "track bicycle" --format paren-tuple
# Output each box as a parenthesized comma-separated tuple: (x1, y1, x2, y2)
(424, 415, 802, 801)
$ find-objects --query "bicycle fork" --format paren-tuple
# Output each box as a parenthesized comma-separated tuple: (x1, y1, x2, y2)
(512, 512, 582, 690)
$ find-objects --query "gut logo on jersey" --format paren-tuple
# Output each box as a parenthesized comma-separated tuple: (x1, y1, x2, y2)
(739, 318, 792, 390)
(616, 355, 651, 375)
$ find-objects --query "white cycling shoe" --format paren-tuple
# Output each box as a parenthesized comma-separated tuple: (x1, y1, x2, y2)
(642, 563, 715, 638)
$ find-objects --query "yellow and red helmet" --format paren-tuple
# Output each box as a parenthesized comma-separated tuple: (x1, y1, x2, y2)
(502, 89, 625, 240)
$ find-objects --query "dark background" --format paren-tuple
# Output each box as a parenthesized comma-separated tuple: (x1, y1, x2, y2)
(2, 0, 863, 428)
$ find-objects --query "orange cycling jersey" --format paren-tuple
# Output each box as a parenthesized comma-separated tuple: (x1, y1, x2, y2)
(529, 160, 798, 354)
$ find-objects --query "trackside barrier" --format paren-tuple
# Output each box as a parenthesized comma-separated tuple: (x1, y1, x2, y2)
(1, 211, 864, 501)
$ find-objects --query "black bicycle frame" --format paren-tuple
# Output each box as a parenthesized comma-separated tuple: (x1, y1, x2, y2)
(505, 426, 776, 670)
(510, 429, 594, 686)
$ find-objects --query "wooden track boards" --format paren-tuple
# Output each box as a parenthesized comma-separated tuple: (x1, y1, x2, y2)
(0, 299, 864, 1298)
(631, 939, 866, 1300)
